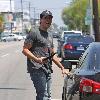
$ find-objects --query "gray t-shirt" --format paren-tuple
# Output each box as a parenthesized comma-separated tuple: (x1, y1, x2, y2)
(24, 28, 54, 73)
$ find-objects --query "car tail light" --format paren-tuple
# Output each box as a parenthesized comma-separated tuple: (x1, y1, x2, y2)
(80, 78, 100, 94)
(63, 44, 74, 50)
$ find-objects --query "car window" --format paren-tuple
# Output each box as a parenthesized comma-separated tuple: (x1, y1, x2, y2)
(9, 35, 14, 36)
(66, 36, 83, 42)
(78, 52, 89, 69)
(64, 32, 74, 34)
(2, 35, 9, 37)
(78, 46, 100, 70)
(79, 53, 95, 70)
(66, 35, 94, 43)
(61, 31, 82, 40)
(82, 36, 94, 43)
(63, 33, 80, 40)
(95, 50, 100, 69)
(64, 33, 81, 36)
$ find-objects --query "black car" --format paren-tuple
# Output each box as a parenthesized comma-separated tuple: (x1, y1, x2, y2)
(61, 35, 94, 65)
(53, 32, 60, 38)
(62, 42, 100, 100)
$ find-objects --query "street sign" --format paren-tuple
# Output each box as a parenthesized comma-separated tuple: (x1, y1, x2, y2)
(85, 16, 92, 25)
(85, 6, 92, 25)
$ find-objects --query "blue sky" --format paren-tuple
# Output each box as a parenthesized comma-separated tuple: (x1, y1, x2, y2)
(1, 0, 71, 27)
(0, 0, 14, 12)
(30, 0, 71, 26)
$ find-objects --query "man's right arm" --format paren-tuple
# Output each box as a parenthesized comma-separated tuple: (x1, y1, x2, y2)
(22, 42, 46, 64)
(22, 42, 38, 62)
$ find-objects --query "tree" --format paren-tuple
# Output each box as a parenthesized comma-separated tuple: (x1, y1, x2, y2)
(0, 14, 4, 40)
(61, 0, 90, 32)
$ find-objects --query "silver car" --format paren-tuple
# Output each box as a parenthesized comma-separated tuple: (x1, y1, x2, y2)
(1, 34, 18, 42)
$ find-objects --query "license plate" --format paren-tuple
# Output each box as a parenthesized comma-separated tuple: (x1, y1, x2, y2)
(77, 47, 84, 50)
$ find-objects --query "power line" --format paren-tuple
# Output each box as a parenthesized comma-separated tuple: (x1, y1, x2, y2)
(24, 6, 65, 11)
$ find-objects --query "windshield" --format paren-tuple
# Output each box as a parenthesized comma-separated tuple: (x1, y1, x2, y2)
(63, 33, 81, 40)
(66, 35, 94, 43)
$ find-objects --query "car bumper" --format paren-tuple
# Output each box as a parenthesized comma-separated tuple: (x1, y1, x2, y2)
(63, 50, 84, 60)
(80, 93, 100, 100)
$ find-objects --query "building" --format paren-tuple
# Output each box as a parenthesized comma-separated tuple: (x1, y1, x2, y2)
(0, 0, 31, 33)
(15, 0, 39, 26)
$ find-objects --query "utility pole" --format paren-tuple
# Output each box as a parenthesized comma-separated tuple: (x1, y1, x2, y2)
(92, 0, 100, 41)
(10, 0, 12, 12)
(21, 0, 23, 32)
(10, 0, 12, 33)
(88, 0, 94, 38)
(29, 2, 31, 19)
(33, 7, 36, 25)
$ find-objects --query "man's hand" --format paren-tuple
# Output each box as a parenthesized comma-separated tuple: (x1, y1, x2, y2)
(62, 69, 70, 77)
(36, 57, 48, 64)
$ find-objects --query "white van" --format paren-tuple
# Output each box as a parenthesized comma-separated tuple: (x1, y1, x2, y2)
(61, 30, 82, 40)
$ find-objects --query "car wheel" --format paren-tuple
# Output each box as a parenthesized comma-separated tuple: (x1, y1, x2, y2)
(3, 39, 6, 42)
(14, 38, 17, 41)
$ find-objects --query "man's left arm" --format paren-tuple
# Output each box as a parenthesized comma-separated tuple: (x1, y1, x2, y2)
(51, 48, 69, 75)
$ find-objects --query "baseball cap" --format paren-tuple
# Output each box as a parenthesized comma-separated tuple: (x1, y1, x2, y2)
(40, 10, 53, 18)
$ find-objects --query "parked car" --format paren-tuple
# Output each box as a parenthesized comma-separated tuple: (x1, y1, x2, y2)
(14, 32, 26, 39)
(57, 30, 82, 57)
(17, 35, 23, 41)
(1, 34, 18, 42)
(1, 33, 23, 42)
(53, 32, 60, 38)
(62, 42, 100, 100)
(21, 34, 26, 39)
(61, 35, 94, 65)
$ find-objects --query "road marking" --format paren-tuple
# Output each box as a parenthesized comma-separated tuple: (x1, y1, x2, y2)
(1, 53, 9, 58)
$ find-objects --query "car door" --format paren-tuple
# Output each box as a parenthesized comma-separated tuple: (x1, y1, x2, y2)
(8, 34, 14, 41)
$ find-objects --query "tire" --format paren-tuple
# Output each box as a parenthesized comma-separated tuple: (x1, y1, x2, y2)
(14, 38, 17, 41)
(3, 39, 6, 42)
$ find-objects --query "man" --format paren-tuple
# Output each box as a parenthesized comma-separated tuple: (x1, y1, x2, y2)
(22, 10, 69, 100)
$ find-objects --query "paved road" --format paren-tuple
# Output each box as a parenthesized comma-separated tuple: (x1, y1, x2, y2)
(0, 39, 64, 100)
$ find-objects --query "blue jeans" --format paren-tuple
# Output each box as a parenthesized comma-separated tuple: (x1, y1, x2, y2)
(29, 69, 52, 100)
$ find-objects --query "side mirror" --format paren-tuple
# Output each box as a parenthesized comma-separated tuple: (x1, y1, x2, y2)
(60, 60, 72, 71)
